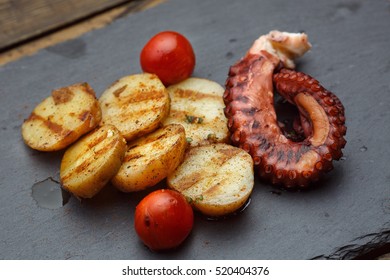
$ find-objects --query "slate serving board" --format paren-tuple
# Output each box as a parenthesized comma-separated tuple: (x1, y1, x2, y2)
(1, 0, 389, 260)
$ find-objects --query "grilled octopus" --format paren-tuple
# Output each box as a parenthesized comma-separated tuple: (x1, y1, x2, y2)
(223, 31, 346, 188)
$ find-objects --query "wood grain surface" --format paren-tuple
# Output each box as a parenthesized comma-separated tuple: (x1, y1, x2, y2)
(0, 0, 131, 50)
(0, 0, 163, 65)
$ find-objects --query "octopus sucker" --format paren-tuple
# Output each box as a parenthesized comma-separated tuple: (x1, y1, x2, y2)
(223, 30, 347, 188)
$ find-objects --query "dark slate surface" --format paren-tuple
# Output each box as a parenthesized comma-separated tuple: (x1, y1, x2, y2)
(0, 0, 389, 260)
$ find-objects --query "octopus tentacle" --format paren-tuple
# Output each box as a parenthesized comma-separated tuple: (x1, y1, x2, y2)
(224, 31, 346, 188)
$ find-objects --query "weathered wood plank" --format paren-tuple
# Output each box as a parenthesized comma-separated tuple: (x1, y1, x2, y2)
(0, 0, 137, 50)
(0, 0, 163, 65)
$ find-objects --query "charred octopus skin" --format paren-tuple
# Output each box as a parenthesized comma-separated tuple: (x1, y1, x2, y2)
(223, 31, 346, 188)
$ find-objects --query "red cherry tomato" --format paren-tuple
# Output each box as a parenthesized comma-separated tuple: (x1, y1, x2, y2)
(140, 31, 196, 86)
(134, 189, 194, 251)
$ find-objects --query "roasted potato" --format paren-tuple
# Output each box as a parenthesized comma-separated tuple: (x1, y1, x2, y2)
(112, 124, 187, 192)
(99, 73, 170, 141)
(167, 143, 254, 217)
(21, 83, 101, 151)
(60, 125, 127, 198)
(162, 77, 230, 147)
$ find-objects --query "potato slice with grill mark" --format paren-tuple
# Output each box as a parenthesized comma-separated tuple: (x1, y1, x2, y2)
(167, 143, 254, 217)
(112, 124, 187, 192)
(60, 125, 127, 198)
(21, 83, 101, 151)
(99, 73, 170, 142)
(162, 77, 230, 147)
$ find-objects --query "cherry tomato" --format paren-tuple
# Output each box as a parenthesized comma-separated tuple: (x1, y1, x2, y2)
(140, 31, 196, 86)
(134, 189, 194, 251)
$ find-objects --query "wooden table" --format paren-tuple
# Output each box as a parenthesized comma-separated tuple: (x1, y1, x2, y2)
(0, 0, 163, 65)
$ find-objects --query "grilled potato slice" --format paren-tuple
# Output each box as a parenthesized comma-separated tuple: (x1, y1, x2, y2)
(112, 124, 187, 192)
(162, 77, 230, 147)
(99, 73, 170, 141)
(60, 125, 127, 198)
(167, 143, 254, 217)
(21, 83, 101, 151)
